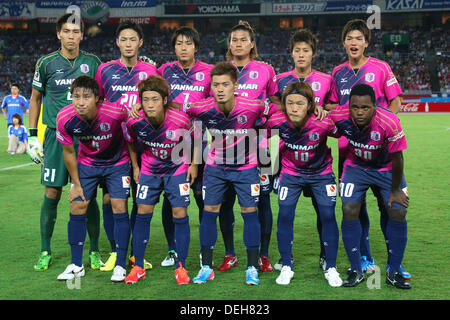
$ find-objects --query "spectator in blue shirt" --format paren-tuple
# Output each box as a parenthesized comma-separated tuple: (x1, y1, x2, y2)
(2, 84, 29, 126)
(7, 114, 28, 154)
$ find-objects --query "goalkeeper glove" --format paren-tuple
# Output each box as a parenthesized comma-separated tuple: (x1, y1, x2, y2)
(139, 55, 156, 66)
(27, 128, 44, 164)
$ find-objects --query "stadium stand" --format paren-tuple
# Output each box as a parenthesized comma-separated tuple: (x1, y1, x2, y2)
(0, 26, 448, 101)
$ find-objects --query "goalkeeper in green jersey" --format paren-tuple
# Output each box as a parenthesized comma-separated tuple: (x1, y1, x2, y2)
(28, 13, 103, 271)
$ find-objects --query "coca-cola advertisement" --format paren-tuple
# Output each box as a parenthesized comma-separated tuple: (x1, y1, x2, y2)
(400, 103, 450, 112)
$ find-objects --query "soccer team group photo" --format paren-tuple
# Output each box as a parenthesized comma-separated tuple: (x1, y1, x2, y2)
(1, 0, 449, 301)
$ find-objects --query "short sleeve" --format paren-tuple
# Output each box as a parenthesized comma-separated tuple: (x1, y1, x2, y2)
(386, 115, 407, 154)
(266, 65, 279, 97)
(95, 65, 105, 98)
(382, 63, 403, 101)
(21, 126, 28, 141)
(328, 77, 339, 104)
(32, 58, 47, 92)
(125, 117, 138, 143)
(56, 116, 73, 145)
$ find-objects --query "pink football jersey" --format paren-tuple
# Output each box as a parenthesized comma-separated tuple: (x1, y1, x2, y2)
(56, 101, 129, 167)
(329, 105, 407, 170)
(266, 111, 339, 176)
(276, 69, 332, 107)
(230, 60, 278, 100)
(95, 59, 159, 112)
(183, 96, 276, 170)
(329, 56, 402, 109)
(158, 60, 213, 104)
(126, 107, 192, 176)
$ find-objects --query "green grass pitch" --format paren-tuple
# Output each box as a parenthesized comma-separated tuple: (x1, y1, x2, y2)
(0, 113, 449, 300)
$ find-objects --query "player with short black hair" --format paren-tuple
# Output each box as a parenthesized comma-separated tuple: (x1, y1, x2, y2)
(327, 19, 410, 279)
(157, 26, 213, 268)
(329, 84, 410, 289)
(29, 12, 103, 272)
(126, 75, 197, 284)
(55, 75, 131, 282)
(95, 20, 159, 272)
(185, 61, 277, 285)
(2, 83, 29, 127)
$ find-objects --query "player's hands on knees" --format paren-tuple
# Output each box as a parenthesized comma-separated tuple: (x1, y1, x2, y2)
(130, 103, 142, 118)
(69, 184, 86, 202)
(388, 189, 409, 209)
(314, 105, 327, 121)
(27, 136, 44, 164)
(187, 164, 198, 185)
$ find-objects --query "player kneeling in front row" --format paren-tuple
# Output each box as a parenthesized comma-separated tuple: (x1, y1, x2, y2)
(56, 76, 131, 282)
(126, 76, 197, 284)
(182, 62, 277, 285)
(266, 82, 342, 287)
(329, 84, 410, 289)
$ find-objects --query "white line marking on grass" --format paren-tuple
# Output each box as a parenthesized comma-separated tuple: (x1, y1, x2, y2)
(0, 162, 35, 172)
(406, 128, 450, 135)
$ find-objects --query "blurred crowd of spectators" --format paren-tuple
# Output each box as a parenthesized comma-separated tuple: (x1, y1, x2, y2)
(1, 26, 448, 100)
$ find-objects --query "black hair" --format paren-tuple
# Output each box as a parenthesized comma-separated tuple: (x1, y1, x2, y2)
(211, 61, 238, 83)
(289, 28, 317, 54)
(11, 113, 23, 125)
(70, 75, 100, 97)
(342, 19, 371, 44)
(171, 26, 200, 50)
(56, 12, 84, 33)
(115, 20, 143, 40)
(226, 20, 258, 60)
(349, 84, 376, 105)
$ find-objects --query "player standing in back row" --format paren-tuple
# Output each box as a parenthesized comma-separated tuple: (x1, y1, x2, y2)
(275, 28, 334, 271)
(157, 26, 213, 268)
(326, 19, 410, 279)
(185, 62, 277, 285)
(217, 21, 281, 273)
(28, 13, 103, 272)
(95, 20, 159, 272)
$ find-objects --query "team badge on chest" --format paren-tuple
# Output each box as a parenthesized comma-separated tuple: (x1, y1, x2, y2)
(309, 132, 320, 141)
(196, 72, 205, 81)
(371, 131, 380, 141)
(237, 115, 247, 124)
(80, 64, 89, 73)
(249, 71, 259, 79)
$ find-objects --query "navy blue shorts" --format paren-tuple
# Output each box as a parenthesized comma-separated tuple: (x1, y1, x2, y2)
(76, 162, 131, 201)
(340, 164, 408, 209)
(259, 172, 273, 196)
(277, 171, 337, 207)
(202, 165, 260, 208)
(191, 164, 205, 192)
(137, 172, 190, 208)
